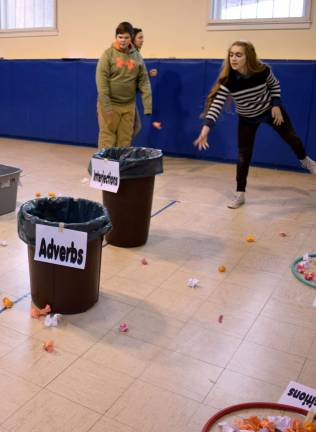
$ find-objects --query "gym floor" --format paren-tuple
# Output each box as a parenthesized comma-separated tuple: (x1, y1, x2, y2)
(0, 137, 315, 432)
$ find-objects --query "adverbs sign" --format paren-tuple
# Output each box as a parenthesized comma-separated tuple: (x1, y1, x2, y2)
(34, 224, 88, 270)
(279, 380, 316, 409)
(90, 158, 120, 193)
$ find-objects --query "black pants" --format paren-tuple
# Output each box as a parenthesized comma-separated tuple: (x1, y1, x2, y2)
(237, 108, 306, 192)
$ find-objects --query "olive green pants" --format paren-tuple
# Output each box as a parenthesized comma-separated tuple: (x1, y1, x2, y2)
(97, 102, 135, 149)
(132, 106, 142, 139)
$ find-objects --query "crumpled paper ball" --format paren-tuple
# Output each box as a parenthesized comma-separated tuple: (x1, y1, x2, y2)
(119, 322, 129, 332)
(43, 340, 54, 352)
(187, 278, 199, 288)
(44, 314, 62, 327)
(31, 304, 51, 319)
(246, 235, 255, 242)
(2, 297, 13, 308)
(304, 272, 315, 281)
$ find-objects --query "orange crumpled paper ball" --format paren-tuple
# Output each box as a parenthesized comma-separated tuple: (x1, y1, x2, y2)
(246, 235, 255, 242)
(31, 304, 51, 319)
(43, 340, 54, 353)
(2, 297, 13, 309)
(235, 416, 275, 432)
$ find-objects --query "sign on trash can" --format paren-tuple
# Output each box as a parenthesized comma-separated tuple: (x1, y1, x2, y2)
(17, 197, 111, 313)
(278, 380, 316, 409)
(89, 158, 120, 193)
(87, 147, 164, 248)
(34, 224, 88, 270)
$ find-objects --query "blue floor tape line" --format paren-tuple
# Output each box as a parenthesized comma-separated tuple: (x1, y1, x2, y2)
(0, 292, 31, 314)
(151, 199, 178, 218)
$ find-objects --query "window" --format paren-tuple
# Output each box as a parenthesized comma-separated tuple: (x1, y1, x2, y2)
(208, 0, 312, 30)
(0, 0, 57, 36)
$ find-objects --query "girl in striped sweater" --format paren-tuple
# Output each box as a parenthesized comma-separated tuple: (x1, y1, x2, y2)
(194, 40, 316, 209)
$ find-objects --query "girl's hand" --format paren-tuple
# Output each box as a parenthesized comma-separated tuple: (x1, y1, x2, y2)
(271, 106, 284, 126)
(193, 125, 210, 151)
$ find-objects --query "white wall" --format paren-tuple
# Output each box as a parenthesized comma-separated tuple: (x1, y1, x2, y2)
(1, 0, 315, 59)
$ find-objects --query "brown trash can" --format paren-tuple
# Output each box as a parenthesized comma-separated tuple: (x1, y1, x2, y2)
(90, 147, 163, 248)
(103, 176, 155, 247)
(17, 197, 111, 314)
(27, 237, 102, 314)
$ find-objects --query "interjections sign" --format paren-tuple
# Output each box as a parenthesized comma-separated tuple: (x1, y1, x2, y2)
(89, 158, 120, 193)
(279, 380, 316, 409)
(34, 224, 88, 270)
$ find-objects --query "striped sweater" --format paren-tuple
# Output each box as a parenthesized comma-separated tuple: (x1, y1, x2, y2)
(204, 66, 281, 128)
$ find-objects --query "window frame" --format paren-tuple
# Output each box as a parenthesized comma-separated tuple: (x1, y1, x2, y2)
(0, 0, 58, 38)
(208, 0, 312, 31)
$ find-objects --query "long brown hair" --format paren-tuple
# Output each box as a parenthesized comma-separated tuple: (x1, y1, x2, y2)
(204, 41, 266, 115)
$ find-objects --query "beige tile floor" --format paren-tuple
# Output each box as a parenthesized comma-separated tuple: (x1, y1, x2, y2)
(0, 137, 315, 431)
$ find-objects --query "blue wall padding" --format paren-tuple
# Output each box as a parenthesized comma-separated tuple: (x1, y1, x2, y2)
(251, 62, 315, 168)
(76, 60, 98, 146)
(10, 61, 77, 142)
(306, 64, 316, 160)
(0, 58, 315, 169)
(132, 60, 160, 149)
(148, 60, 206, 157)
(0, 61, 12, 136)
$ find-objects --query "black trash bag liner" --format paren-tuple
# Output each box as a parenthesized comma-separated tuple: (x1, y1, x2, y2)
(89, 147, 163, 179)
(18, 197, 111, 246)
(0, 165, 21, 177)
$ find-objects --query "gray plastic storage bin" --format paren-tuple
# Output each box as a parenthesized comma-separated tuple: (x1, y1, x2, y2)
(0, 165, 22, 215)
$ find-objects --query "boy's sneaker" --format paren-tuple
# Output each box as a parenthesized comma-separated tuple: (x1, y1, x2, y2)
(227, 192, 245, 209)
(300, 156, 316, 174)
